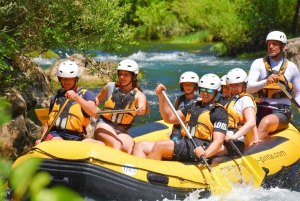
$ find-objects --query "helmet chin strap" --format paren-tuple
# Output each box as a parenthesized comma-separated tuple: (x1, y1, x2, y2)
(121, 81, 132, 88)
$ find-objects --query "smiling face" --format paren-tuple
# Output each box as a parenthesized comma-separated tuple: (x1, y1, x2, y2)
(199, 88, 216, 103)
(60, 77, 77, 91)
(228, 82, 243, 95)
(118, 70, 133, 86)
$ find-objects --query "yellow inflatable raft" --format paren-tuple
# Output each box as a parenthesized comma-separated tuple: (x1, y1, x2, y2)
(10, 119, 300, 200)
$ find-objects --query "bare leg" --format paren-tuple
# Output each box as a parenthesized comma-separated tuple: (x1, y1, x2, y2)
(83, 138, 105, 145)
(257, 114, 279, 140)
(118, 133, 135, 154)
(51, 137, 64, 140)
(132, 141, 155, 158)
(148, 140, 175, 160)
(94, 122, 123, 151)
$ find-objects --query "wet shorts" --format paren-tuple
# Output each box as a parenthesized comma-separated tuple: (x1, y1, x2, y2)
(45, 131, 85, 141)
(256, 103, 292, 132)
(172, 137, 211, 162)
(97, 116, 130, 134)
(223, 140, 245, 156)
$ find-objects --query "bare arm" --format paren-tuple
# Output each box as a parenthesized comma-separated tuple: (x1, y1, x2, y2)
(135, 91, 147, 115)
(96, 85, 108, 106)
(194, 131, 225, 158)
(35, 123, 49, 145)
(155, 84, 186, 124)
(228, 107, 256, 140)
(66, 90, 98, 117)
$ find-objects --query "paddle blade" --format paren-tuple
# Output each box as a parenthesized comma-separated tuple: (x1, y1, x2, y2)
(242, 155, 266, 188)
(209, 169, 232, 195)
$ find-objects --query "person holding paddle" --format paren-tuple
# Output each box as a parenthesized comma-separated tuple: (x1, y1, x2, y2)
(169, 71, 200, 140)
(35, 60, 100, 145)
(247, 31, 300, 142)
(132, 71, 200, 157)
(216, 68, 260, 156)
(93, 59, 148, 154)
(134, 74, 228, 162)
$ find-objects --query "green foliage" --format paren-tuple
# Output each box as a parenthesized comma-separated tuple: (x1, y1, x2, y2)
(7, 158, 84, 201)
(0, 99, 12, 126)
(170, 31, 213, 43)
(135, 1, 180, 39)
(130, 0, 299, 56)
(0, 0, 136, 95)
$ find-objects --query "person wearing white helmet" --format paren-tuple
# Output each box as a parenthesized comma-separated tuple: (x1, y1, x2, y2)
(217, 75, 231, 105)
(216, 68, 261, 157)
(94, 59, 148, 154)
(247, 31, 300, 142)
(132, 71, 200, 157)
(133, 74, 228, 162)
(35, 60, 99, 144)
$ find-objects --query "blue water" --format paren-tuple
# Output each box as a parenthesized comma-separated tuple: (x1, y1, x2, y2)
(34, 43, 300, 200)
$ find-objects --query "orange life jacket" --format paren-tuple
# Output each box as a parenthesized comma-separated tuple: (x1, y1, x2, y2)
(225, 93, 256, 129)
(181, 103, 225, 141)
(256, 56, 293, 99)
(101, 82, 138, 125)
(47, 89, 89, 134)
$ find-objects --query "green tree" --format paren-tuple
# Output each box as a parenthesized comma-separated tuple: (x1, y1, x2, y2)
(0, 0, 135, 94)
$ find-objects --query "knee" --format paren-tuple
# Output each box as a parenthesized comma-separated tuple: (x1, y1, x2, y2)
(258, 118, 271, 129)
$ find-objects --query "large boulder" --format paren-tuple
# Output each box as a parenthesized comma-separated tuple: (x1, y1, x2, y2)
(0, 89, 42, 160)
(284, 37, 300, 71)
(44, 53, 117, 85)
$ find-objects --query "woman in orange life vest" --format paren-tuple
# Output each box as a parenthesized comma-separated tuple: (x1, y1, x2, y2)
(247, 31, 300, 142)
(94, 59, 148, 154)
(35, 60, 101, 145)
(216, 68, 260, 156)
(132, 71, 199, 158)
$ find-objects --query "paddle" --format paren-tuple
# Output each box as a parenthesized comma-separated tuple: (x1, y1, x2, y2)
(41, 93, 70, 142)
(97, 108, 135, 115)
(277, 81, 300, 113)
(228, 139, 265, 187)
(161, 90, 232, 194)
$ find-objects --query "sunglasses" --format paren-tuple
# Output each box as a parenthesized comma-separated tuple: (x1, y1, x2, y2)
(199, 88, 214, 94)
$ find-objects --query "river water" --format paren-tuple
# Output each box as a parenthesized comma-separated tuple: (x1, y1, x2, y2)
(35, 42, 300, 201)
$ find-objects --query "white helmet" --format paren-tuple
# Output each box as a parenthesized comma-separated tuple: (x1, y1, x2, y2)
(117, 59, 139, 74)
(220, 75, 227, 86)
(57, 61, 80, 77)
(179, 71, 199, 83)
(198, 73, 221, 91)
(226, 68, 247, 84)
(266, 31, 287, 44)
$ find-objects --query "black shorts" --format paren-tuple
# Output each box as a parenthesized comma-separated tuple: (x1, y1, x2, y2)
(256, 103, 292, 132)
(172, 138, 211, 162)
(223, 140, 245, 156)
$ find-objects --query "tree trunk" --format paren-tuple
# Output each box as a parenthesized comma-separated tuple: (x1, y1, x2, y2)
(292, 0, 300, 36)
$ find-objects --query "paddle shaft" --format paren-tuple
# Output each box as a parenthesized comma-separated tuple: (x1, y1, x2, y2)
(161, 91, 212, 172)
(228, 140, 243, 157)
(277, 81, 300, 112)
(97, 108, 135, 114)
(41, 98, 69, 141)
